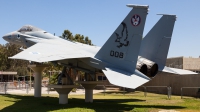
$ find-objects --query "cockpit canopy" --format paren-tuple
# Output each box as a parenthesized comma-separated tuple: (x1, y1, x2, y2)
(18, 25, 44, 32)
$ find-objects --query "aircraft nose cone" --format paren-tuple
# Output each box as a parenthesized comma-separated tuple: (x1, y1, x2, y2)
(2, 35, 7, 41)
(2, 34, 11, 42)
(2, 32, 14, 42)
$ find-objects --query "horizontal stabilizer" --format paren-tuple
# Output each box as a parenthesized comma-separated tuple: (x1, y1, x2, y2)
(162, 66, 197, 75)
(102, 67, 150, 89)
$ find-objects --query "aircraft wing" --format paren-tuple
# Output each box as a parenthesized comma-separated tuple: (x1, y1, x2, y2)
(103, 67, 150, 89)
(162, 66, 197, 75)
(9, 40, 93, 62)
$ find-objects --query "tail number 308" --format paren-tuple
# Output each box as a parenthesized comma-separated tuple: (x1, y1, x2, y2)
(110, 50, 124, 58)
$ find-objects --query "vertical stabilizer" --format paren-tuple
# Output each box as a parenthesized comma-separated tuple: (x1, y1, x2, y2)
(139, 14, 176, 70)
(95, 4, 149, 73)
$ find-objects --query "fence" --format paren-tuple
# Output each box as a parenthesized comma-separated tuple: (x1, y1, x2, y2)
(0, 82, 30, 94)
(142, 86, 171, 99)
(181, 87, 200, 99)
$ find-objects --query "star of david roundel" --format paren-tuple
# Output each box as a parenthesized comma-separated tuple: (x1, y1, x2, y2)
(131, 15, 141, 26)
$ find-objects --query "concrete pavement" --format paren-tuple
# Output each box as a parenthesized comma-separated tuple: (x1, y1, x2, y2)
(0, 87, 106, 95)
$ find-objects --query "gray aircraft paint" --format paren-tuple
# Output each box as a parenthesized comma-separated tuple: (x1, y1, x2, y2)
(95, 6, 149, 73)
(139, 15, 176, 70)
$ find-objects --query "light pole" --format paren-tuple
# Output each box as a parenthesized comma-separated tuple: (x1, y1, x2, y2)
(29, 68, 32, 90)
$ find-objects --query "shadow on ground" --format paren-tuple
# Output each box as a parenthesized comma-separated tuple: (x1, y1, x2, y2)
(0, 94, 185, 112)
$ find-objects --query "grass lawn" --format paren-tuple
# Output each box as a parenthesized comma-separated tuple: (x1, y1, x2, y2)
(0, 91, 200, 112)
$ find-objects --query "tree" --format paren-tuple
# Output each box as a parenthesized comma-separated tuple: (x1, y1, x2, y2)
(61, 29, 93, 45)
(62, 30, 73, 40)
(0, 43, 29, 76)
(74, 34, 81, 42)
(85, 36, 92, 45)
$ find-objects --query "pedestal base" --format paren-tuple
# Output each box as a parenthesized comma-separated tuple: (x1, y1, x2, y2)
(59, 94, 68, 104)
(76, 81, 104, 103)
(85, 89, 93, 102)
(48, 85, 79, 104)
(28, 64, 48, 97)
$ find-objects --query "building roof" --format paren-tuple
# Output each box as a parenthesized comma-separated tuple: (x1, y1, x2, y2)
(0, 71, 17, 75)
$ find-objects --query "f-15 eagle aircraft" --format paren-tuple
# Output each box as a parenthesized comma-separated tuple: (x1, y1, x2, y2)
(2, 4, 196, 89)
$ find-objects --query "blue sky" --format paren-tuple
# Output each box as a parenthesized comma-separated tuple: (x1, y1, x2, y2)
(0, 0, 200, 58)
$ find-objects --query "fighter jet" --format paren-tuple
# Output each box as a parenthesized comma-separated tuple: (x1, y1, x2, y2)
(2, 4, 196, 89)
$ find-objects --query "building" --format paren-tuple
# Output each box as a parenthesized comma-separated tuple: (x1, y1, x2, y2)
(0, 71, 17, 82)
(166, 56, 200, 73)
(137, 56, 200, 97)
(138, 72, 200, 96)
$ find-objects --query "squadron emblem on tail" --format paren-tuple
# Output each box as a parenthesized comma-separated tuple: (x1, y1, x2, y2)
(115, 22, 129, 48)
(131, 15, 141, 26)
